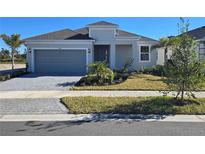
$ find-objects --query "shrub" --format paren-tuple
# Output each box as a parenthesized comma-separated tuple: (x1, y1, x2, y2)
(142, 65, 165, 76)
(76, 61, 114, 86)
(0, 69, 27, 81)
(0, 74, 11, 81)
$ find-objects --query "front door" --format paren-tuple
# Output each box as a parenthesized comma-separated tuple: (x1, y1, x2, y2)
(94, 45, 110, 64)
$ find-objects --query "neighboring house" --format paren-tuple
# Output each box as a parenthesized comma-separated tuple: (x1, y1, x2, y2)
(187, 26, 205, 60)
(24, 21, 159, 75)
(157, 26, 205, 65)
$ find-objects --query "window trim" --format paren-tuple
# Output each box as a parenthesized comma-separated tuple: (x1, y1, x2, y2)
(139, 45, 151, 62)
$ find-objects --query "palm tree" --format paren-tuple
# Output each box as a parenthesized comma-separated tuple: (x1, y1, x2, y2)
(0, 34, 24, 73)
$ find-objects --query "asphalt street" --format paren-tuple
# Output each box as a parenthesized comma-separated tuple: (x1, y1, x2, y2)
(1, 120, 205, 136)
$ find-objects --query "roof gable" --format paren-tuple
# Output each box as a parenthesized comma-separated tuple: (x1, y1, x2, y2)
(74, 27, 158, 42)
(86, 21, 118, 27)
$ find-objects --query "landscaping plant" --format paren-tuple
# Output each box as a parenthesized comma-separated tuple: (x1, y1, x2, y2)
(88, 61, 114, 85)
(142, 65, 165, 76)
(164, 18, 205, 101)
(121, 58, 134, 73)
(76, 61, 114, 86)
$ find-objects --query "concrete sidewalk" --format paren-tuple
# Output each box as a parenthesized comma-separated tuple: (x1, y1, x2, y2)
(1, 114, 205, 122)
(0, 90, 205, 99)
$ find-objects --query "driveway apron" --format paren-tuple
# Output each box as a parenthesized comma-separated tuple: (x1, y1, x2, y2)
(0, 73, 79, 115)
(0, 98, 68, 115)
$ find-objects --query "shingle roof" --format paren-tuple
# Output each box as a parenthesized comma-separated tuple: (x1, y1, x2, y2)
(116, 29, 139, 37)
(66, 33, 92, 40)
(24, 28, 93, 41)
(24, 21, 158, 42)
(117, 29, 158, 42)
(138, 35, 159, 42)
(86, 21, 118, 26)
(186, 26, 205, 40)
(74, 27, 89, 34)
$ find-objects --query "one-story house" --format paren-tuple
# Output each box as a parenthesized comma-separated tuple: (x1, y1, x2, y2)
(24, 21, 160, 75)
(157, 26, 205, 65)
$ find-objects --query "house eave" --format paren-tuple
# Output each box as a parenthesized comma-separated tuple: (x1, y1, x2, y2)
(115, 37, 140, 40)
(86, 25, 119, 29)
(25, 39, 95, 45)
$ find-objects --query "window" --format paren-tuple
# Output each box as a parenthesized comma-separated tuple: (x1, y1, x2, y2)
(140, 46, 150, 61)
(199, 42, 205, 60)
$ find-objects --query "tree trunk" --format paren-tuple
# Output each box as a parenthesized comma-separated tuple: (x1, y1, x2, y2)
(181, 90, 184, 101)
(11, 49, 15, 75)
(181, 81, 185, 101)
(164, 48, 168, 62)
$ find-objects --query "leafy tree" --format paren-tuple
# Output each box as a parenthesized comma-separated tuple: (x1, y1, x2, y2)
(0, 34, 24, 73)
(164, 18, 205, 101)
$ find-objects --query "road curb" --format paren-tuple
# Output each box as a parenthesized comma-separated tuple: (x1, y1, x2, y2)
(0, 114, 205, 122)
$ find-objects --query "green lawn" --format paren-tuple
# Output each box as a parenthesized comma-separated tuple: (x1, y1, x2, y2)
(72, 74, 205, 91)
(61, 96, 205, 114)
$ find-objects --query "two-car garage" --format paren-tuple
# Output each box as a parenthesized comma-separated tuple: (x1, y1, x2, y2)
(33, 49, 87, 75)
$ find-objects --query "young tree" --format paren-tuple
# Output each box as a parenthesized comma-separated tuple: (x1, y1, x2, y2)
(165, 18, 205, 101)
(0, 34, 24, 73)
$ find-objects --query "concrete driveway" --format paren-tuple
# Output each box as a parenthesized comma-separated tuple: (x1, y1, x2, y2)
(0, 73, 82, 91)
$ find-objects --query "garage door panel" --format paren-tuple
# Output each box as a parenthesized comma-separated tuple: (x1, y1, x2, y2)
(35, 49, 86, 75)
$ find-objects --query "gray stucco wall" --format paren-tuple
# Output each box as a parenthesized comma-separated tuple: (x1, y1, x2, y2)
(135, 41, 158, 70)
(137, 48, 158, 70)
(115, 45, 132, 70)
(90, 28, 115, 44)
(26, 49, 32, 72)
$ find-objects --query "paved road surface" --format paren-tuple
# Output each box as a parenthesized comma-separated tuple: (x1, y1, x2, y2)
(1, 121, 205, 136)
